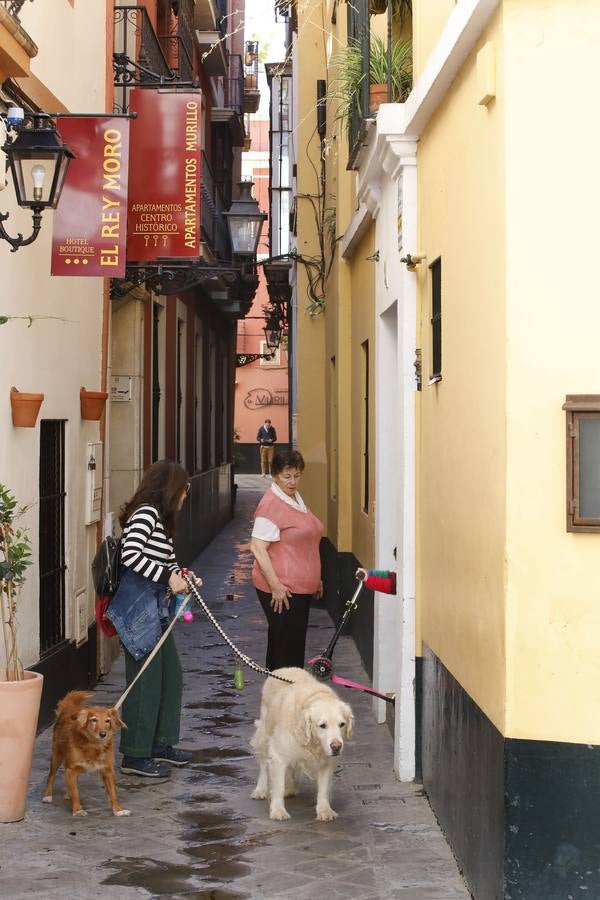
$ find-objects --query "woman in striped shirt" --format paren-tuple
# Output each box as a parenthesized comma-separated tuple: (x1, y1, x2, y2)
(108, 460, 200, 779)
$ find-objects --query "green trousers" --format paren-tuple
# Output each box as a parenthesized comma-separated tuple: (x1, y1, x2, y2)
(119, 627, 182, 757)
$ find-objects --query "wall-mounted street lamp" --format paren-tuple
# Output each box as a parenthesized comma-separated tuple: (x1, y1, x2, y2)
(0, 111, 75, 252)
(223, 180, 267, 260)
(263, 325, 282, 348)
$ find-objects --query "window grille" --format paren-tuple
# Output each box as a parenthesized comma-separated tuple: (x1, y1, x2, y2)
(430, 257, 442, 381)
(39, 420, 66, 655)
(361, 340, 370, 513)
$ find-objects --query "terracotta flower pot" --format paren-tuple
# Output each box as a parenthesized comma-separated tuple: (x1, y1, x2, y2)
(0, 670, 43, 822)
(80, 387, 108, 421)
(244, 74, 258, 90)
(10, 386, 44, 428)
(369, 83, 389, 114)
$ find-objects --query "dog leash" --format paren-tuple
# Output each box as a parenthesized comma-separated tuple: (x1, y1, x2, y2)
(112, 591, 194, 710)
(180, 573, 294, 685)
(112, 576, 294, 710)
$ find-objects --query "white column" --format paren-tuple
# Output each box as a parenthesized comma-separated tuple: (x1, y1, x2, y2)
(394, 144, 417, 782)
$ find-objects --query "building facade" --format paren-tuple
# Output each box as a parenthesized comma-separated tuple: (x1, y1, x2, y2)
(105, 0, 263, 673)
(289, 0, 600, 895)
(1, 0, 263, 718)
(234, 117, 290, 473)
(0, 0, 110, 724)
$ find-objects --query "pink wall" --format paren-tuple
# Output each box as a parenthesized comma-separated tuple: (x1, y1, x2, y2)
(235, 274, 289, 444)
(235, 121, 290, 445)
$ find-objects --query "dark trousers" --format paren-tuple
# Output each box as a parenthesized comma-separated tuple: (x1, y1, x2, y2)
(119, 626, 182, 757)
(256, 589, 312, 670)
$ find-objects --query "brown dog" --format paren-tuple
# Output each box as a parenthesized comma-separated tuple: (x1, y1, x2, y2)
(42, 691, 130, 817)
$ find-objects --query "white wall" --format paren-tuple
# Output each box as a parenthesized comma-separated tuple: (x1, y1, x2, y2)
(0, 1, 107, 668)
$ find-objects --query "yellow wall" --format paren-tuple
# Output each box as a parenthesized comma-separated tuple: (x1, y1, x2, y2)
(418, 10, 507, 732)
(503, 0, 600, 744)
(349, 228, 376, 568)
(296, 0, 375, 573)
(294, 0, 329, 526)
(413, 0, 455, 80)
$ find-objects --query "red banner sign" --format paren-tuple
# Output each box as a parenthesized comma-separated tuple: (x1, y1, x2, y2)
(51, 117, 130, 277)
(126, 89, 201, 262)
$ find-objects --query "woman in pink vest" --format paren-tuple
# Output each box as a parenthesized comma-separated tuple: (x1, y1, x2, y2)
(250, 449, 324, 670)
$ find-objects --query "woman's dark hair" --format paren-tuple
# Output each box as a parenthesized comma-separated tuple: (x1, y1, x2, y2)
(119, 460, 189, 537)
(271, 449, 305, 477)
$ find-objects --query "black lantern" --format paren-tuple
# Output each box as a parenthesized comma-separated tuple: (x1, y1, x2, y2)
(1, 114, 74, 251)
(5, 115, 74, 209)
(263, 324, 281, 348)
(223, 180, 267, 258)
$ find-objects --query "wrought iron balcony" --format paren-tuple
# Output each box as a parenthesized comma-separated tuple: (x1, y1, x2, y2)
(201, 151, 232, 263)
(243, 40, 260, 114)
(346, 0, 370, 167)
(211, 53, 245, 146)
(113, 5, 198, 112)
(227, 53, 245, 120)
(160, 0, 195, 84)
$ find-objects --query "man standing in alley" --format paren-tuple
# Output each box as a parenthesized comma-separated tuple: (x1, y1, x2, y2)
(257, 418, 277, 478)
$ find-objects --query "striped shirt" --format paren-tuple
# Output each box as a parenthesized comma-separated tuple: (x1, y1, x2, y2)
(120, 504, 180, 585)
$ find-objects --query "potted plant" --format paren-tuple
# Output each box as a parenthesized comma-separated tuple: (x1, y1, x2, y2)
(0, 484, 43, 823)
(10, 386, 44, 428)
(80, 386, 109, 421)
(329, 34, 412, 136)
(369, 35, 412, 112)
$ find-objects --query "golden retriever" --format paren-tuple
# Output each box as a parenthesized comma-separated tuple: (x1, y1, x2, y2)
(251, 667, 354, 821)
(42, 691, 130, 817)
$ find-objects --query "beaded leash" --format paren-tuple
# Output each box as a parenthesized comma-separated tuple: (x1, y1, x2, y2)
(181, 572, 294, 685)
(113, 574, 294, 709)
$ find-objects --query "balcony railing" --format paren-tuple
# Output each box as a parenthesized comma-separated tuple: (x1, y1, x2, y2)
(347, 0, 370, 160)
(113, 4, 201, 112)
(201, 151, 231, 262)
(0, 0, 32, 22)
(227, 53, 245, 119)
(113, 5, 175, 110)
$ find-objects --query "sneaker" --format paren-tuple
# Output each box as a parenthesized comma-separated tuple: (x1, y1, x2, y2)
(121, 756, 170, 777)
(151, 745, 192, 766)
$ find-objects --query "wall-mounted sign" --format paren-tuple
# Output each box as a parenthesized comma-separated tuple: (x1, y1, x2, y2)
(51, 117, 130, 277)
(243, 388, 288, 410)
(110, 375, 132, 402)
(126, 89, 201, 262)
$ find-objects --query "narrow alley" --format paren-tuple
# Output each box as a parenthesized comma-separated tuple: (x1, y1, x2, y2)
(0, 479, 469, 900)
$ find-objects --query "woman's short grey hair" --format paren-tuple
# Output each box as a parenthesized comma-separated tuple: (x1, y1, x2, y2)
(271, 449, 305, 477)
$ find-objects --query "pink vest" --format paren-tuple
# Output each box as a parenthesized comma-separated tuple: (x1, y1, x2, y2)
(252, 489, 324, 594)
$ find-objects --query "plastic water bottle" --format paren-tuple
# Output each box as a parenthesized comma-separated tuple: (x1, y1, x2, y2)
(233, 661, 245, 690)
(172, 593, 193, 622)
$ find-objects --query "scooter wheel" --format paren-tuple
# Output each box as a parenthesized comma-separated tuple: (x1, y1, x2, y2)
(310, 657, 334, 680)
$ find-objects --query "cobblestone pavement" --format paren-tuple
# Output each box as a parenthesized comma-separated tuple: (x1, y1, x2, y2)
(0, 476, 471, 900)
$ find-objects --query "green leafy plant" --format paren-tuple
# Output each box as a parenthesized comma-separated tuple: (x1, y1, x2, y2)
(369, 35, 412, 98)
(0, 485, 32, 681)
(328, 35, 412, 137)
